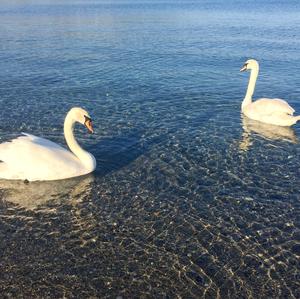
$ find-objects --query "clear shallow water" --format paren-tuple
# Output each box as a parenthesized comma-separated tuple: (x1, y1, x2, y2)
(0, 1, 300, 298)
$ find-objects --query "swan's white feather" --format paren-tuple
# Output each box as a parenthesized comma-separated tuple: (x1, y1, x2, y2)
(243, 98, 300, 126)
(241, 59, 300, 126)
(250, 98, 295, 115)
(0, 133, 86, 181)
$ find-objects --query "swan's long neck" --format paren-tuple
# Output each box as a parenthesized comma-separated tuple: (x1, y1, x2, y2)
(242, 64, 259, 111)
(64, 112, 96, 171)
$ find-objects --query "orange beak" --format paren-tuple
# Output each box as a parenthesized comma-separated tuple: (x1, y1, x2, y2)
(85, 119, 94, 133)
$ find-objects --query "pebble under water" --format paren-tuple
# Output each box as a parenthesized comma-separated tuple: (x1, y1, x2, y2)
(0, 1, 300, 298)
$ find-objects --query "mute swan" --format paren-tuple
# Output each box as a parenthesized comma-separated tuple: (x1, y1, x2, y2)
(0, 107, 96, 181)
(240, 59, 300, 126)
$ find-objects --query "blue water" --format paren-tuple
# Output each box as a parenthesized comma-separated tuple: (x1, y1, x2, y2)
(1, 1, 300, 298)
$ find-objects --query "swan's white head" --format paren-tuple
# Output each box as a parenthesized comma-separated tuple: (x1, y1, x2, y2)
(240, 59, 259, 72)
(69, 107, 94, 133)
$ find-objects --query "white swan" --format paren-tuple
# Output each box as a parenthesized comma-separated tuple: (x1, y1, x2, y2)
(240, 59, 300, 126)
(0, 107, 96, 181)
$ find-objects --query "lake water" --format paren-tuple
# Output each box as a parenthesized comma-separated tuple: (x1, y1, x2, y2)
(0, 1, 300, 298)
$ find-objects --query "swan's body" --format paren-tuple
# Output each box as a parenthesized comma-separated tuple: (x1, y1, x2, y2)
(0, 107, 96, 181)
(240, 59, 300, 126)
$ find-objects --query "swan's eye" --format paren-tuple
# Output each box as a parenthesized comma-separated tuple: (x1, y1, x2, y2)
(84, 115, 94, 133)
(84, 115, 92, 123)
(240, 63, 248, 72)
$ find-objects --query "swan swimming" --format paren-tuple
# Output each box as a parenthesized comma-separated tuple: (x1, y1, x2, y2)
(240, 59, 300, 126)
(0, 107, 96, 181)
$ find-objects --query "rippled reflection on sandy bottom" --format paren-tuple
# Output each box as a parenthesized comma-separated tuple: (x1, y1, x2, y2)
(1, 0, 300, 297)
(0, 124, 299, 299)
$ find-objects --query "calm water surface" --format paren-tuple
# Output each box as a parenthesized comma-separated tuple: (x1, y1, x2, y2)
(0, 1, 300, 298)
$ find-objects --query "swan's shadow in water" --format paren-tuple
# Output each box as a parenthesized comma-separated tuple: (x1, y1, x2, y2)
(239, 116, 298, 151)
(0, 174, 95, 210)
(0, 129, 161, 209)
(90, 129, 161, 177)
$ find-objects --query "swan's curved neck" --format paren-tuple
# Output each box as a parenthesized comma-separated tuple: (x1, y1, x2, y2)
(242, 64, 259, 111)
(64, 112, 95, 171)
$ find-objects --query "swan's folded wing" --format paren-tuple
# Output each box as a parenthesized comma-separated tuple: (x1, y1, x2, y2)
(20, 133, 66, 149)
(0, 134, 83, 180)
(254, 98, 295, 115)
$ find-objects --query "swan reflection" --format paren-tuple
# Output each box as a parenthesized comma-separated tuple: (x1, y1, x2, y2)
(239, 116, 298, 151)
(0, 174, 94, 209)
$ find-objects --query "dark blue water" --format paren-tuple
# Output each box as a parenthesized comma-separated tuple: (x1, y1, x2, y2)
(0, 1, 300, 298)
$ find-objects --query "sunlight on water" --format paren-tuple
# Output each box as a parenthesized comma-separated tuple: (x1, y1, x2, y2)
(0, 0, 300, 298)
